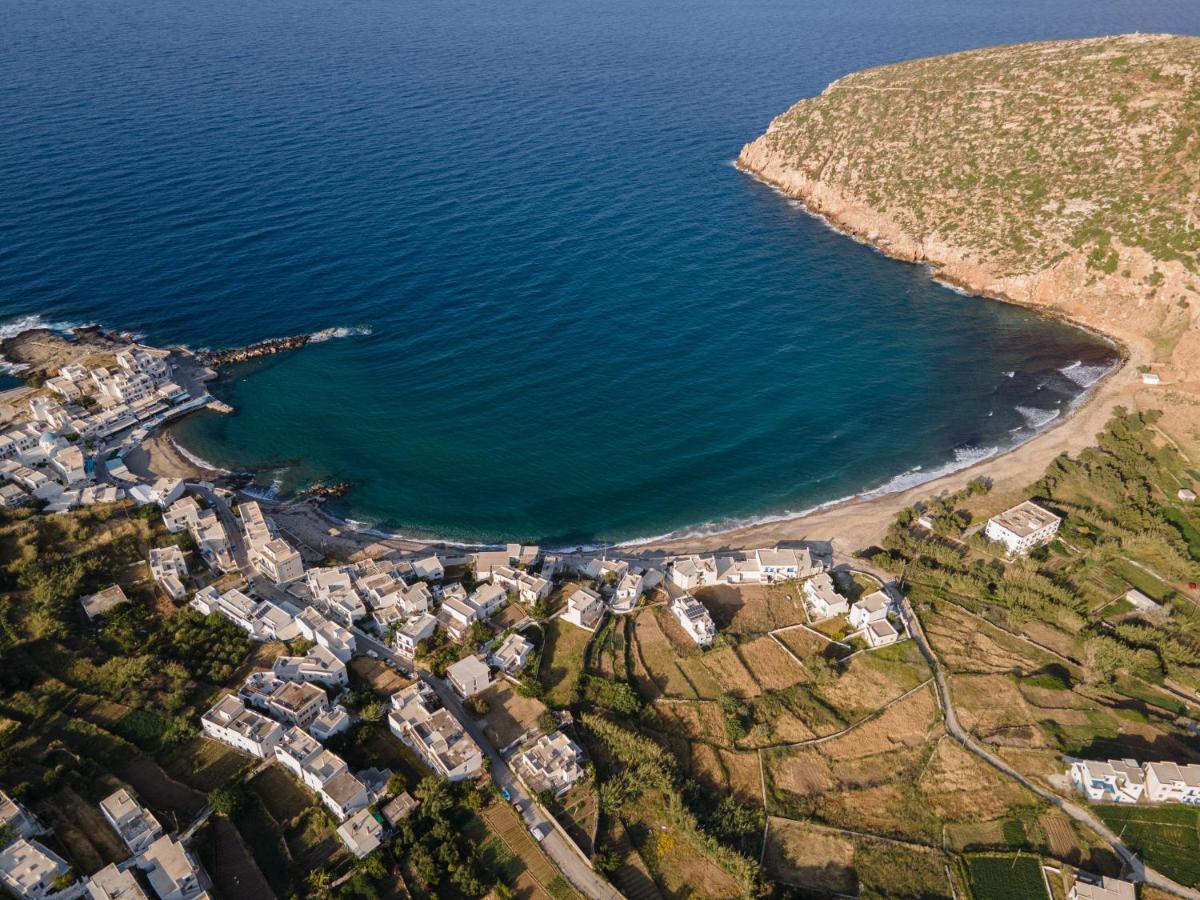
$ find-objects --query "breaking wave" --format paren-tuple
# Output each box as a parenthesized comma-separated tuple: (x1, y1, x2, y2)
(1015, 406, 1061, 429)
(1059, 359, 1115, 389)
(0, 313, 93, 341)
(309, 325, 373, 343)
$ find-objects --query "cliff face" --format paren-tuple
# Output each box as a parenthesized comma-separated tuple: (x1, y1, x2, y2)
(739, 34, 1200, 376)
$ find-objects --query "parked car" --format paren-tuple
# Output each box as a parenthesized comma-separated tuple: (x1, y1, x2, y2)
(367, 650, 379, 659)
(530, 823, 550, 842)
(500, 787, 512, 802)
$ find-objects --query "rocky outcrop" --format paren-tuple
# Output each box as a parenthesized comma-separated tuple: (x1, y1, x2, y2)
(738, 34, 1200, 376)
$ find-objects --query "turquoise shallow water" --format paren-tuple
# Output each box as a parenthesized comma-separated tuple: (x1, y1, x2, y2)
(2, 0, 1195, 543)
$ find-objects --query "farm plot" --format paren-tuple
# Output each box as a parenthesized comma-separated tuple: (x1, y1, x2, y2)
(687, 743, 762, 804)
(539, 618, 594, 708)
(351, 656, 414, 695)
(35, 786, 129, 873)
(248, 764, 314, 824)
(812, 639, 930, 719)
(916, 737, 1040, 823)
(632, 610, 699, 699)
(965, 854, 1048, 900)
(693, 584, 806, 635)
(735, 637, 806, 691)
(771, 625, 842, 662)
(481, 801, 579, 898)
(1094, 805, 1200, 887)
(163, 737, 250, 792)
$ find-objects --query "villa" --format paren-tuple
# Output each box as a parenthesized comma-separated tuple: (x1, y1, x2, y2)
(296, 607, 357, 661)
(1069, 874, 1136, 900)
(241, 675, 329, 728)
(613, 571, 644, 608)
(149, 546, 189, 600)
(1144, 761, 1200, 804)
(468, 582, 508, 619)
(447, 655, 492, 698)
(754, 547, 820, 581)
(318, 770, 371, 820)
(490, 632, 533, 674)
(848, 590, 892, 630)
(99, 788, 163, 854)
(671, 594, 716, 646)
(984, 500, 1061, 555)
(0, 791, 42, 841)
(491, 565, 551, 604)
(803, 573, 848, 619)
(135, 834, 209, 900)
(389, 682, 483, 781)
(437, 595, 479, 642)
(514, 731, 585, 797)
(309, 705, 352, 741)
(561, 585, 604, 630)
(274, 726, 323, 779)
(273, 644, 348, 687)
(0, 838, 70, 900)
(411, 555, 445, 582)
(201, 694, 285, 758)
(85, 864, 149, 900)
(669, 555, 717, 590)
(865, 619, 900, 648)
(337, 808, 384, 859)
(1069, 759, 1146, 803)
(393, 612, 438, 658)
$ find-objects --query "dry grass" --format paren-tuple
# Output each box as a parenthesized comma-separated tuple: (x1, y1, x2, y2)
(818, 684, 939, 760)
(764, 817, 856, 894)
(770, 749, 836, 798)
(693, 584, 807, 635)
(38, 786, 129, 872)
(771, 627, 833, 660)
(917, 737, 1039, 821)
(480, 682, 550, 749)
(540, 617, 593, 708)
(647, 701, 729, 745)
(695, 646, 761, 697)
(814, 641, 929, 718)
(633, 610, 698, 699)
(351, 656, 414, 695)
(736, 637, 807, 690)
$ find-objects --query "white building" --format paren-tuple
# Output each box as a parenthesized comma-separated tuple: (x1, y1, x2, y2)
(754, 547, 820, 582)
(613, 572, 644, 609)
(671, 595, 716, 646)
(201, 694, 285, 758)
(514, 731, 585, 797)
(864, 619, 899, 648)
(848, 590, 892, 630)
(984, 500, 1061, 555)
(0, 838, 70, 900)
(296, 608, 356, 661)
(337, 808, 384, 859)
(1069, 874, 1136, 900)
(85, 863, 149, 900)
(393, 613, 438, 658)
(149, 546, 189, 601)
(491, 566, 551, 604)
(561, 585, 604, 630)
(446, 655, 492, 698)
(669, 555, 716, 590)
(274, 726, 323, 780)
(99, 788, 163, 854)
(273, 644, 348, 687)
(411, 556, 444, 582)
(803, 573, 849, 619)
(318, 771, 370, 821)
(309, 705, 351, 742)
(1144, 761, 1200, 805)
(490, 633, 533, 674)
(135, 834, 209, 900)
(0, 791, 42, 841)
(1069, 759, 1146, 803)
(389, 682, 483, 781)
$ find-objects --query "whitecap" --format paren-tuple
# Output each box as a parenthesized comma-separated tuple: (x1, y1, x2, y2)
(1015, 406, 1060, 429)
(0, 313, 93, 341)
(308, 325, 373, 343)
(1059, 359, 1115, 389)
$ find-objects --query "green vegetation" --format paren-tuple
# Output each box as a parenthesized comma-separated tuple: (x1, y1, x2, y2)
(1094, 805, 1200, 887)
(965, 854, 1047, 900)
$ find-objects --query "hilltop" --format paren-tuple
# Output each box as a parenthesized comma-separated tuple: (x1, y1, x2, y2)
(739, 34, 1200, 375)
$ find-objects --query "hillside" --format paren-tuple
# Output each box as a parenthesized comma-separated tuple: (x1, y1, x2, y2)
(739, 34, 1200, 374)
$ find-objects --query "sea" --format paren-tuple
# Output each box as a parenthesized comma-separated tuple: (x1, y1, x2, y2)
(2, 0, 1197, 544)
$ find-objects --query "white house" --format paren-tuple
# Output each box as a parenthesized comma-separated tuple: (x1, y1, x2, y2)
(389, 683, 483, 781)
(514, 731, 585, 797)
(411, 556, 444, 582)
(1069, 759, 1146, 803)
(0, 791, 42, 841)
(0, 838, 71, 900)
(613, 572, 644, 609)
(490, 633, 533, 674)
(864, 619, 899, 648)
(1069, 874, 1136, 900)
(337, 808, 384, 859)
(149, 546, 189, 601)
(671, 595, 716, 646)
(318, 771, 370, 822)
(984, 500, 1061, 555)
(446, 655, 492, 699)
(561, 585, 604, 630)
(803, 573, 848, 619)
(274, 726, 323, 780)
(99, 789, 163, 854)
(848, 590, 892, 630)
(84, 863, 149, 900)
(393, 613, 438, 658)
(296, 608, 356, 661)
(1144, 761, 1200, 805)
(135, 834, 209, 900)
(273, 644, 348, 687)
(468, 583, 508, 620)
(754, 547, 820, 581)
(309, 705, 351, 742)
(669, 555, 716, 590)
(201, 694, 285, 758)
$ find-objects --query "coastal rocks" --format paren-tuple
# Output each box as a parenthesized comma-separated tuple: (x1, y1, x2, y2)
(197, 334, 313, 367)
(298, 480, 352, 502)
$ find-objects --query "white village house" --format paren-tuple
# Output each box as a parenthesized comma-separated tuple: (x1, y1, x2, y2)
(671, 594, 716, 647)
(984, 500, 1061, 555)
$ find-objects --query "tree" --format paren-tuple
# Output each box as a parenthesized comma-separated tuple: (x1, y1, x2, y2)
(306, 868, 334, 899)
(209, 784, 245, 817)
(594, 846, 621, 874)
(537, 711, 558, 733)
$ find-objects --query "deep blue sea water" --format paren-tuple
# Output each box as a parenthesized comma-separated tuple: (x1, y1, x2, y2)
(2, 0, 1197, 543)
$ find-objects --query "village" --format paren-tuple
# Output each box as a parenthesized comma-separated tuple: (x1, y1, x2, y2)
(0, 336, 1198, 900)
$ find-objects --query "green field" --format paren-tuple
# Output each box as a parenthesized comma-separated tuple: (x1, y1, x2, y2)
(966, 854, 1047, 900)
(111, 708, 173, 752)
(1095, 805, 1200, 887)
